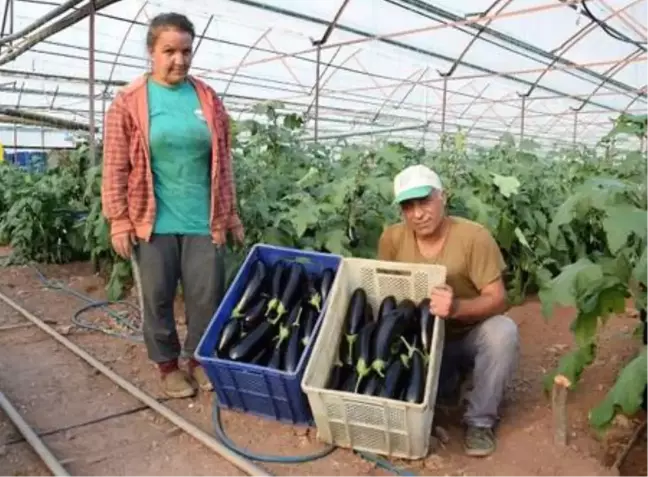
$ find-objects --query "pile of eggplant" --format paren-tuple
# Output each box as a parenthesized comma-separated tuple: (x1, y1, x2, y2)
(214, 257, 336, 373)
(326, 288, 436, 403)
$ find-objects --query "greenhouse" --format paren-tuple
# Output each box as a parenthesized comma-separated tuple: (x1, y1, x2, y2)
(0, 1, 646, 476)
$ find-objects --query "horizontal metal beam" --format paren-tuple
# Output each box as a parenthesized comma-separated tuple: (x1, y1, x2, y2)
(225, 0, 632, 112)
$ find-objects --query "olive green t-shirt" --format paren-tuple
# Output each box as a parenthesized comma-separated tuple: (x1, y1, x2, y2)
(377, 216, 506, 338)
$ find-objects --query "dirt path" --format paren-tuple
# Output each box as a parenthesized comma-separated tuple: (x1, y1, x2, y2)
(0, 261, 645, 476)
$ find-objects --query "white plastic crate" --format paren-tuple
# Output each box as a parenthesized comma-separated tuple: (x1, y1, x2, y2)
(301, 257, 447, 460)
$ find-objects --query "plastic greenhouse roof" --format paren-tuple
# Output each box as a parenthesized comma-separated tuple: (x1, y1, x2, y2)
(0, 0, 646, 150)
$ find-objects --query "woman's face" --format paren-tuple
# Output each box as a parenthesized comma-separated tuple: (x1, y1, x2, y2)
(149, 27, 193, 85)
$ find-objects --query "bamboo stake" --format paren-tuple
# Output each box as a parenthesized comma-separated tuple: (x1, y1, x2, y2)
(552, 374, 571, 447)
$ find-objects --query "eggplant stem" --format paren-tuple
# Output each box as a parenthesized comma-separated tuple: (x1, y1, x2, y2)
(309, 293, 322, 312)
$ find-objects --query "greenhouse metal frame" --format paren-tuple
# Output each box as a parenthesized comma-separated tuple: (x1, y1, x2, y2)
(0, 0, 645, 158)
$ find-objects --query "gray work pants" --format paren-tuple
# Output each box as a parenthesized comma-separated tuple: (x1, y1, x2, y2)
(133, 235, 225, 363)
(438, 315, 520, 428)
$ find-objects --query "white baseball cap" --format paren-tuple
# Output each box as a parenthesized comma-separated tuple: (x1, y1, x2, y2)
(393, 164, 443, 204)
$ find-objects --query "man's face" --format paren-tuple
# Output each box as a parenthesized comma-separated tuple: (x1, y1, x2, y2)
(400, 189, 446, 237)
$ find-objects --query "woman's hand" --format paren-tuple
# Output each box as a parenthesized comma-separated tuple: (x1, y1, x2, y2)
(111, 231, 137, 258)
(231, 224, 245, 246)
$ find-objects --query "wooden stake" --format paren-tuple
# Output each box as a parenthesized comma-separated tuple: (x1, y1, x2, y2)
(552, 374, 571, 446)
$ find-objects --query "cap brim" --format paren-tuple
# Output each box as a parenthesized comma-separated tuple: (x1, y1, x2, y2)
(394, 185, 434, 204)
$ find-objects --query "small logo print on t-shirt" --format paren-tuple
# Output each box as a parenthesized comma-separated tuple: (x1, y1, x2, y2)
(194, 109, 206, 121)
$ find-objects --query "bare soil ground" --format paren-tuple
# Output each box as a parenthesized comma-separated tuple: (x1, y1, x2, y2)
(0, 259, 645, 476)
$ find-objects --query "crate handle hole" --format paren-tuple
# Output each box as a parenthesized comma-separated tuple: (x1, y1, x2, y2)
(375, 268, 412, 278)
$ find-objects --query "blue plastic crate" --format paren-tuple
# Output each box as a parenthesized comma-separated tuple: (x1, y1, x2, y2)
(194, 243, 342, 426)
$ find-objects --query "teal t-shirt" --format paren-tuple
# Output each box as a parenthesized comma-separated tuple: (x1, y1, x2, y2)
(147, 78, 212, 235)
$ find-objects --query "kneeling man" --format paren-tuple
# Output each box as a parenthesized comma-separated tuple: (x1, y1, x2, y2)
(377, 164, 519, 457)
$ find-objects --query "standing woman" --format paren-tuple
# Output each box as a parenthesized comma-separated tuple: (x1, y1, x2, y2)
(101, 12, 245, 398)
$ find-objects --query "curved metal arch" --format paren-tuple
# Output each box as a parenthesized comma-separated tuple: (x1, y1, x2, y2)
(101, 0, 149, 117)
(571, 48, 645, 112)
(523, 0, 645, 99)
(438, 0, 511, 77)
(222, 27, 272, 100)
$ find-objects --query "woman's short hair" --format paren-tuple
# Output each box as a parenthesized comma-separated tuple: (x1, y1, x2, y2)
(146, 13, 195, 50)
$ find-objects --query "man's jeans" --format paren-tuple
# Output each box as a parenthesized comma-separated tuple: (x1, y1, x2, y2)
(437, 315, 520, 428)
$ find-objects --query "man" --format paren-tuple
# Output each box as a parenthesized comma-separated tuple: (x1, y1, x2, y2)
(377, 164, 519, 457)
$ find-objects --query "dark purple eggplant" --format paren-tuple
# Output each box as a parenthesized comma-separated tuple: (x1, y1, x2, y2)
(250, 347, 271, 366)
(300, 305, 318, 347)
(342, 369, 359, 393)
(217, 319, 241, 356)
(355, 321, 377, 380)
(242, 297, 269, 332)
(268, 343, 283, 369)
(419, 298, 435, 355)
(304, 273, 322, 312)
(276, 304, 302, 352)
(319, 268, 335, 303)
(405, 351, 425, 403)
(327, 364, 345, 390)
(232, 259, 267, 317)
(377, 295, 397, 321)
(379, 359, 407, 399)
(341, 288, 367, 366)
(362, 373, 382, 396)
(264, 261, 287, 315)
(228, 321, 275, 361)
(398, 298, 418, 335)
(371, 309, 408, 376)
(284, 325, 303, 373)
(346, 288, 367, 335)
(365, 302, 375, 323)
(268, 262, 305, 321)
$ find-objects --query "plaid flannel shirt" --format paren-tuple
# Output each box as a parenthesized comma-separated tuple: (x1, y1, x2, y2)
(101, 74, 241, 243)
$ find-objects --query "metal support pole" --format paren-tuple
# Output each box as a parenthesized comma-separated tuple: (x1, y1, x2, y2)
(572, 110, 578, 146)
(314, 43, 321, 143)
(0, 392, 69, 476)
(519, 93, 527, 143)
(440, 73, 448, 150)
(88, 0, 96, 164)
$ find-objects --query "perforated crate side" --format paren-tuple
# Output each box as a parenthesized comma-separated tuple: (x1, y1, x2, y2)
(302, 257, 447, 459)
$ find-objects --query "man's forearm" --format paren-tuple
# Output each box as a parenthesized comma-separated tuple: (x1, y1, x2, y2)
(450, 294, 508, 323)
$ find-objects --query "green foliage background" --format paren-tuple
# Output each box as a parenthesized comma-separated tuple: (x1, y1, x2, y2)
(0, 105, 646, 431)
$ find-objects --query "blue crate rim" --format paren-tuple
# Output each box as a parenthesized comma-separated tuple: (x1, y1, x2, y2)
(194, 243, 342, 377)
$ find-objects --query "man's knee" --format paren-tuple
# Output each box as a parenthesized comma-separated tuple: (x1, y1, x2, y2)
(473, 315, 519, 362)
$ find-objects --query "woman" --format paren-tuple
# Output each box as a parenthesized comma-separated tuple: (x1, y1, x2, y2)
(101, 12, 245, 399)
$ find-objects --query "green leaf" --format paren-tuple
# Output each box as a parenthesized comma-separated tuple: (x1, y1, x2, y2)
(589, 347, 647, 429)
(323, 228, 349, 256)
(514, 227, 531, 250)
(539, 258, 604, 318)
(632, 248, 647, 286)
(490, 173, 520, 198)
(543, 343, 596, 392)
(602, 205, 647, 253)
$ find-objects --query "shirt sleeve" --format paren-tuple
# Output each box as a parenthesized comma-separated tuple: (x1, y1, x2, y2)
(468, 226, 507, 291)
(213, 93, 241, 230)
(101, 94, 133, 236)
